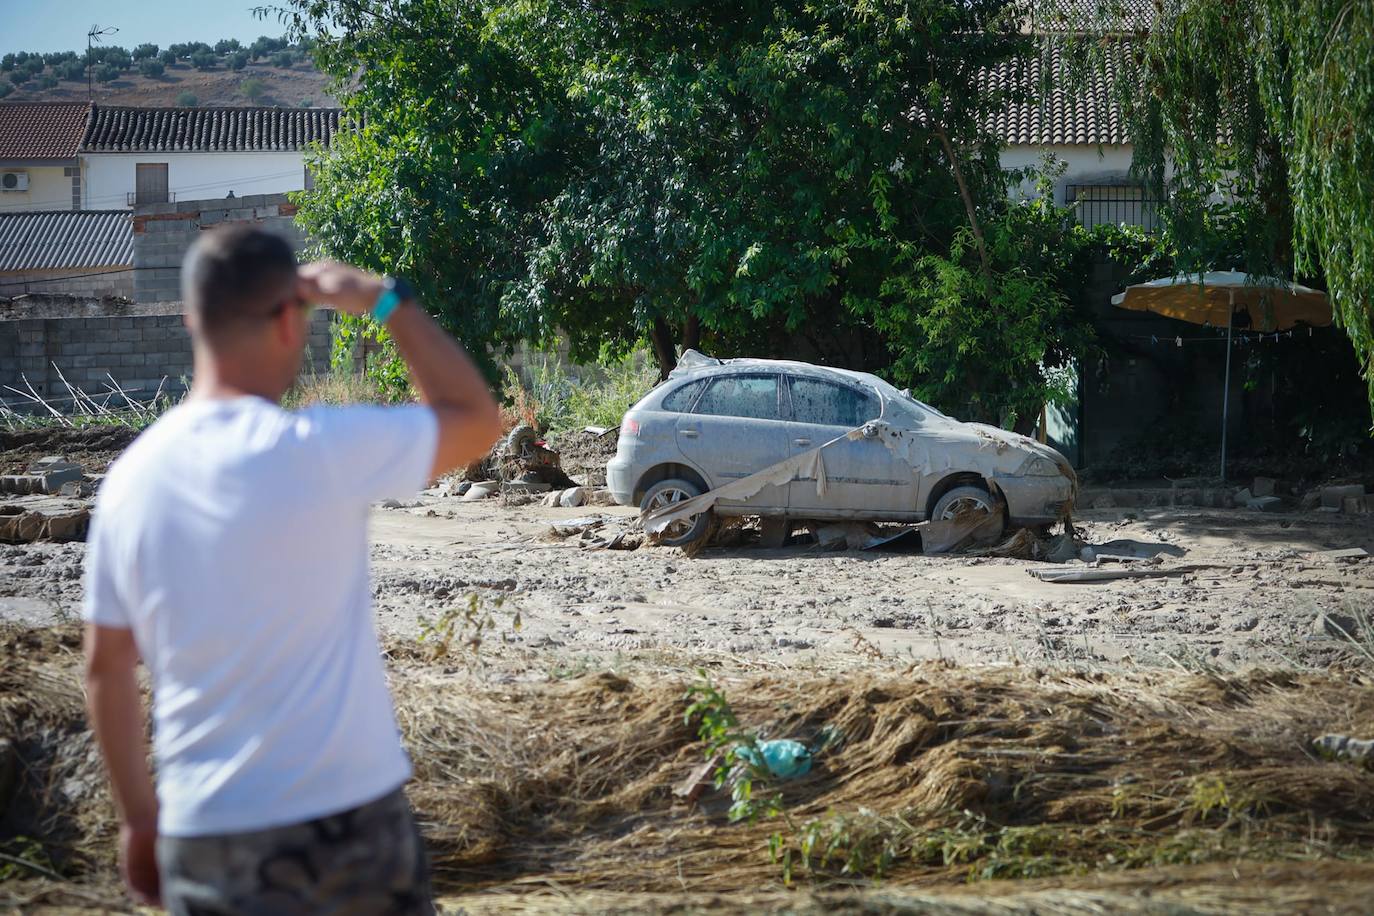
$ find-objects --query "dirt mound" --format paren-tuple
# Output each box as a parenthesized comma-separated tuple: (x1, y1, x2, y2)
(5, 626, 1373, 910)
(0, 426, 140, 476)
(547, 428, 619, 487)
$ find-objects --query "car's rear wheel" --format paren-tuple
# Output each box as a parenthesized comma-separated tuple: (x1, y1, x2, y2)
(930, 484, 1005, 540)
(641, 478, 714, 547)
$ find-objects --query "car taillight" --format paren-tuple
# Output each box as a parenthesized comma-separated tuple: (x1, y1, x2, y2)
(623, 418, 641, 438)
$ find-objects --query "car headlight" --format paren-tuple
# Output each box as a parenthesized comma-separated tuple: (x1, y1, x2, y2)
(1024, 456, 1062, 477)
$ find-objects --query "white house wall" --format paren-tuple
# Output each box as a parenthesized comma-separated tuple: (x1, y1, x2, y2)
(84, 152, 307, 209)
(0, 165, 73, 212)
(1000, 144, 1136, 205)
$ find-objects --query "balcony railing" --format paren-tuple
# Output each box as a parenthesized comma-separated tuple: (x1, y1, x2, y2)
(128, 190, 176, 207)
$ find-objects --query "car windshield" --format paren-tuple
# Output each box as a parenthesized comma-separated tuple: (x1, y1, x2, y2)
(866, 379, 948, 426)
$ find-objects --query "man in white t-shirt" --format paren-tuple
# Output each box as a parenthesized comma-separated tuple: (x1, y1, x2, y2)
(82, 226, 501, 914)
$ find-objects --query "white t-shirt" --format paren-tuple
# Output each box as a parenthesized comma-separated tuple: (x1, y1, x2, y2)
(82, 396, 438, 837)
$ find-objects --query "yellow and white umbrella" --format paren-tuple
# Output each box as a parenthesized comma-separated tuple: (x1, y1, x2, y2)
(1111, 271, 1331, 480)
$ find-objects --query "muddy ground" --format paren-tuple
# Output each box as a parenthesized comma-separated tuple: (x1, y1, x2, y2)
(4, 429, 1374, 913)
(7, 489, 1371, 672)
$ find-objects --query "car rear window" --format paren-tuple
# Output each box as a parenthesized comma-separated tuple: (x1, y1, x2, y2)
(789, 377, 880, 427)
(660, 379, 707, 413)
(694, 374, 781, 420)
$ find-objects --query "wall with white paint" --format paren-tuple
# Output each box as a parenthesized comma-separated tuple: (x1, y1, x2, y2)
(83, 152, 307, 209)
(1000, 144, 1137, 204)
(0, 165, 73, 211)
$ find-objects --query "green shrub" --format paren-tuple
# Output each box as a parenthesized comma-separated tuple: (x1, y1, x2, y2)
(138, 59, 164, 78)
(239, 78, 265, 102)
(158, 49, 177, 66)
(8, 71, 27, 87)
(501, 347, 656, 438)
(215, 39, 242, 54)
(228, 51, 249, 71)
(133, 43, 160, 60)
(57, 60, 85, 81)
(94, 63, 118, 83)
(176, 91, 198, 107)
(0, 54, 14, 72)
(271, 50, 295, 68)
(190, 51, 216, 70)
(0, 82, 12, 99)
(38, 74, 58, 89)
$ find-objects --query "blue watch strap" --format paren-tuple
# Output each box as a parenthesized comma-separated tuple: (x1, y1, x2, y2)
(371, 288, 402, 324)
(371, 276, 409, 323)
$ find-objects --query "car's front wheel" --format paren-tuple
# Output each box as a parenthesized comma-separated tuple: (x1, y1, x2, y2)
(641, 478, 714, 547)
(930, 484, 1005, 540)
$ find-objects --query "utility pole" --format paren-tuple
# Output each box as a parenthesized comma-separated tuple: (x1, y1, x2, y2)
(87, 24, 118, 100)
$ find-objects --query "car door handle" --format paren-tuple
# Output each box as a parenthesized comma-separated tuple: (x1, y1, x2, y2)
(794, 438, 811, 446)
(681, 429, 699, 439)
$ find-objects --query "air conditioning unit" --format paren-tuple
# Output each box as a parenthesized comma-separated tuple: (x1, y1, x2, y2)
(0, 171, 29, 192)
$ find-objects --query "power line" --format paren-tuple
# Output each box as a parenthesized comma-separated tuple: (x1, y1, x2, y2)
(0, 167, 307, 211)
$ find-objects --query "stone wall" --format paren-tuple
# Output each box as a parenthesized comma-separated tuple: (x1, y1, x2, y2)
(134, 194, 308, 303)
(0, 306, 335, 406)
(0, 266, 134, 300)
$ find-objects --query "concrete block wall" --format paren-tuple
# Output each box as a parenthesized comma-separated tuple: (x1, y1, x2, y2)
(0, 310, 336, 407)
(0, 267, 135, 300)
(134, 194, 309, 303)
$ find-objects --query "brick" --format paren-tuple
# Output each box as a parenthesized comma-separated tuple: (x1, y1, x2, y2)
(106, 341, 134, 355)
(120, 354, 146, 367)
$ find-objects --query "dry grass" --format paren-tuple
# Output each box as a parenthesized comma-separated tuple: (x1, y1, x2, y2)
(4, 624, 1374, 913)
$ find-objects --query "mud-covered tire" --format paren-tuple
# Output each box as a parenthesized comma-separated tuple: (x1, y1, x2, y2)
(931, 484, 1005, 540)
(641, 478, 713, 547)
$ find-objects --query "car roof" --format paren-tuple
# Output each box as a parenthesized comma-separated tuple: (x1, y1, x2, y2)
(669, 350, 887, 391)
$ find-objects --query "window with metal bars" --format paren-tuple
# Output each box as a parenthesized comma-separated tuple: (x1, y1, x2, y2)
(1066, 183, 1161, 231)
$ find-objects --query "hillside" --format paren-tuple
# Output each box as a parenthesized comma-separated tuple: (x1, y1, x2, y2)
(1, 48, 335, 109)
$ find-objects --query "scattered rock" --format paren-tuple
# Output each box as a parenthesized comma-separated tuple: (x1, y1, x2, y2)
(1342, 495, 1369, 515)
(380, 498, 403, 509)
(462, 481, 500, 501)
(1252, 477, 1277, 498)
(559, 487, 588, 508)
(1299, 490, 1321, 511)
(1248, 496, 1284, 513)
(1321, 484, 1366, 509)
(1312, 612, 1360, 640)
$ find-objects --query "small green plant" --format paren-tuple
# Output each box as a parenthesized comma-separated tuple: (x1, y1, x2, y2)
(683, 673, 783, 825)
(417, 593, 521, 664)
(139, 59, 164, 78)
(239, 77, 265, 101)
(176, 91, 198, 107)
(329, 314, 415, 403)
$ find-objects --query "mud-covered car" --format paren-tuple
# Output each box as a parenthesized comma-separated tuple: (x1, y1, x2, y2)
(607, 352, 1077, 546)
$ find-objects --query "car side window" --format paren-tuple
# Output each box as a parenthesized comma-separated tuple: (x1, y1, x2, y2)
(660, 379, 706, 413)
(789, 377, 880, 427)
(694, 374, 780, 420)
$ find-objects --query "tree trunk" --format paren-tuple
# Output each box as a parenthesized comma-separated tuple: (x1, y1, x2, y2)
(649, 317, 677, 380)
(682, 314, 701, 354)
(934, 123, 993, 287)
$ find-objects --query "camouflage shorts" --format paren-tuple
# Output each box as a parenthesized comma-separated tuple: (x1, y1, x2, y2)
(157, 788, 435, 916)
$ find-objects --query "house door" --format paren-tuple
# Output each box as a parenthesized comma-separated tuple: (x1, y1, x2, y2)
(135, 163, 169, 205)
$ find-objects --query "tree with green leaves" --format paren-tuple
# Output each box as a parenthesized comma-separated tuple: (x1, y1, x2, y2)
(1065, 0, 1374, 410)
(286, 0, 1099, 425)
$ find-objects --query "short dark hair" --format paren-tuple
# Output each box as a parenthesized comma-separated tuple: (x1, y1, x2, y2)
(182, 225, 297, 336)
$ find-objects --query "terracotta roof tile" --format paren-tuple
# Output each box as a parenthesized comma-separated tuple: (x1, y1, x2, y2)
(984, 42, 1133, 146)
(0, 103, 91, 162)
(0, 210, 132, 271)
(82, 106, 345, 153)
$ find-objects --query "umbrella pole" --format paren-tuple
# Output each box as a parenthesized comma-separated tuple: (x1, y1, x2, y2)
(1221, 291, 1233, 482)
